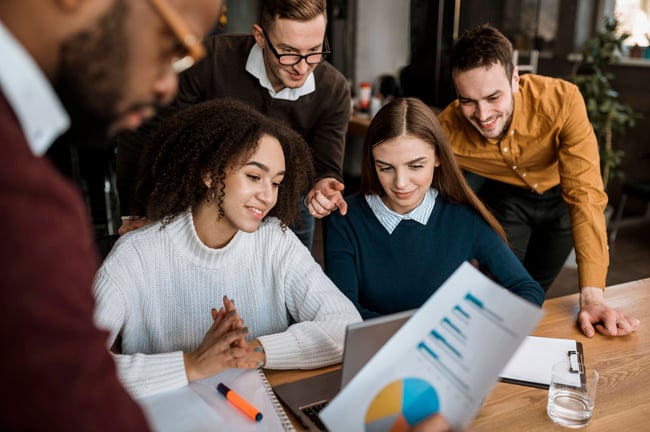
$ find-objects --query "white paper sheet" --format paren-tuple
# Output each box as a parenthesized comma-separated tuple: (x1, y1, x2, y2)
(320, 262, 543, 431)
(500, 336, 582, 388)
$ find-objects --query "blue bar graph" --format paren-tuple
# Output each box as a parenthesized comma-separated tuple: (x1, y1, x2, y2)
(441, 317, 466, 342)
(464, 292, 516, 337)
(453, 305, 470, 320)
(431, 329, 462, 359)
(417, 342, 471, 398)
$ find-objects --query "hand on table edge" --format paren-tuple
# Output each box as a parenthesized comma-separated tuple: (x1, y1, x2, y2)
(577, 286, 640, 337)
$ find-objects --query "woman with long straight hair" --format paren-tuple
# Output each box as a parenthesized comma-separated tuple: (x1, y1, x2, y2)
(324, 97, 543, 319)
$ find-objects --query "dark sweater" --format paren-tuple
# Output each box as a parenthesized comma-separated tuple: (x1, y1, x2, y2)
(323, 193, 544, 319)
(117, 34, 351, 214)
(0, 94, 148, 430)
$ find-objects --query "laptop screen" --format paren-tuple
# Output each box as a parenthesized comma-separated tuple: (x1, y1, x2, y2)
(272, 309, 416, 431)
(340, 309, 416, 387)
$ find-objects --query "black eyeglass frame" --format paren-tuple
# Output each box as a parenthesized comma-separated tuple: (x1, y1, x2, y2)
(261, 28, 330, 66)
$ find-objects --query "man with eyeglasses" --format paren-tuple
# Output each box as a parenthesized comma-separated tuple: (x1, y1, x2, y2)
(117, 0, 351, 251)
(0, 0, 222, 429)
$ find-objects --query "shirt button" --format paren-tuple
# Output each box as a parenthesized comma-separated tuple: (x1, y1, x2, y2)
(510, 130, 515, 135)
(502, 147, 509, 153)
(533, 183, 538, 188)
(512, 165, 517, 170)
(522, 172, 527, 177)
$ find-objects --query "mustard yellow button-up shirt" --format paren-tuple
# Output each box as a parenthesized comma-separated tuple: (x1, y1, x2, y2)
(438, 74, 608, 289)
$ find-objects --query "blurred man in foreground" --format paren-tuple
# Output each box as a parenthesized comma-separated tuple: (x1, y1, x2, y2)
(0, 0, 222, 429)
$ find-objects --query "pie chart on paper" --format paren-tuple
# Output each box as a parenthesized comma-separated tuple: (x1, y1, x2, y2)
(364, 377, 440, 432)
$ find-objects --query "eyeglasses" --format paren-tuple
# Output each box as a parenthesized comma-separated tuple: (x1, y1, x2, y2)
(261, 28, 330, 66)
(147, 0, 207, 73)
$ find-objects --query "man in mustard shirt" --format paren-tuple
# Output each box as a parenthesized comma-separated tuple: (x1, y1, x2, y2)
(438, 24, 639, 338)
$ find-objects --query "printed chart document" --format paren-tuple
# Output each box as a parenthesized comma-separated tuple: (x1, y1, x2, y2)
(320, 262, 543, 431)
(137, 368, 293, 431)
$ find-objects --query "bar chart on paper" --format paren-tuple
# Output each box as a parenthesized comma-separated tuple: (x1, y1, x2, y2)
(320, 262, 543, 432)
(365, 290, 521, 431)
(413, 291, 521, 400)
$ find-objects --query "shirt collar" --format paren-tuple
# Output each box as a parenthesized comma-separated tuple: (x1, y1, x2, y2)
(245, 43, 315, 101)
(366, 188, 438, 234)
(0, 21, 69, 156)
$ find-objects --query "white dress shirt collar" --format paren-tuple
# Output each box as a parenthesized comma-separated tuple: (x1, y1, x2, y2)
(0, 20, 69, 156)
(245, 43, 315, 101)
(366, 188, 439, 234)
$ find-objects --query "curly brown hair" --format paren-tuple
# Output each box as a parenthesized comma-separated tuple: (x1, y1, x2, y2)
(134, 98, 314, 228)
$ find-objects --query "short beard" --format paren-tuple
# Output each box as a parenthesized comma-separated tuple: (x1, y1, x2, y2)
(52, 0, 129, 150)
(498, 98, 515, 140)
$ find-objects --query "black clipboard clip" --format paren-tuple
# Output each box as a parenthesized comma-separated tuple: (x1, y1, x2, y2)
(568, 350, 584, 373)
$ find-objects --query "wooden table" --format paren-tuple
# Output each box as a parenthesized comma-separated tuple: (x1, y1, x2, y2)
(472, 278, 650, 431)
(266, 278, 650, 431)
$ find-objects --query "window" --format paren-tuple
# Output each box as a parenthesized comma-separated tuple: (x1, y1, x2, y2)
(613, 0, 650, 47)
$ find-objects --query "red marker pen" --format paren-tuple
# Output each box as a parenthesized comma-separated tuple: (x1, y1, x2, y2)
(217, 382, 263, 422)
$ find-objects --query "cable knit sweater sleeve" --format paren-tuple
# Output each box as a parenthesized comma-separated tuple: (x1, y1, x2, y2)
(92, 239, 189, 399)
(92, 214, 361, 398)
(256, 225, 362, 370)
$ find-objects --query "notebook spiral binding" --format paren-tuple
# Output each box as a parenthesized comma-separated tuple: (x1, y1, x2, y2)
(257, 369, 296, 431)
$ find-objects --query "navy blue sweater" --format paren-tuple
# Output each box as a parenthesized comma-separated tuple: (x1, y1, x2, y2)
(323, 193, 544, 318)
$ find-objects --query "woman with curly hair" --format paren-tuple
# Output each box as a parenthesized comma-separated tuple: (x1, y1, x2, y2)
(92, 99, 361, 398)
(324, 97, 544, 319)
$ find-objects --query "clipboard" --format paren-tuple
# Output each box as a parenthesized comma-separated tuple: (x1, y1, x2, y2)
(498, 336, 585, 389)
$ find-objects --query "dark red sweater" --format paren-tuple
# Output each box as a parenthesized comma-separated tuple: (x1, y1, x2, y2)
(0, 93, 149, 430)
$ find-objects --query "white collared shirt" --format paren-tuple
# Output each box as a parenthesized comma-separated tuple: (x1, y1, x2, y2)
(0, 20, 69, 156)
(245, 43, 316, 101)
(365, 188, 439, 234)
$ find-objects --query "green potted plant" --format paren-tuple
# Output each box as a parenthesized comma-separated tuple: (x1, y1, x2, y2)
(570, 16, 640, 190)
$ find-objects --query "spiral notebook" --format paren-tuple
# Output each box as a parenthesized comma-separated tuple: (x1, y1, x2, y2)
(138, 368, 293, 431)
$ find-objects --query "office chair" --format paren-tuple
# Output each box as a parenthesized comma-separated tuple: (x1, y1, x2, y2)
(513, 49, 539, 75)
(608, 152, 650, 244)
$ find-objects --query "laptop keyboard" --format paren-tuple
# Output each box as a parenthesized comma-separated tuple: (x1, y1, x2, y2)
(300, 401, 329, 431)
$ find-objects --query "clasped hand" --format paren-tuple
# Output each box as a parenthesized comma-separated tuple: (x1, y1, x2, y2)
(183, 296, 265, 382)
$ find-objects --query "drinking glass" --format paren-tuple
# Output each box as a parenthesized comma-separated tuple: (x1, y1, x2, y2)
(547, 361, 598, 428)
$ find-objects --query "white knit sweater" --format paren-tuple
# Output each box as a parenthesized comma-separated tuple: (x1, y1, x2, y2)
(92, 210, 361, 398)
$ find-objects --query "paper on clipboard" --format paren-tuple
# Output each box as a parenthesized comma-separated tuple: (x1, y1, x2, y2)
(499, 336, 584, 389)
(320, 262, 543, 432)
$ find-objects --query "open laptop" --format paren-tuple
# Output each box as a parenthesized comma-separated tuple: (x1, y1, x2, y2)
(272, 309, 415, 431)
